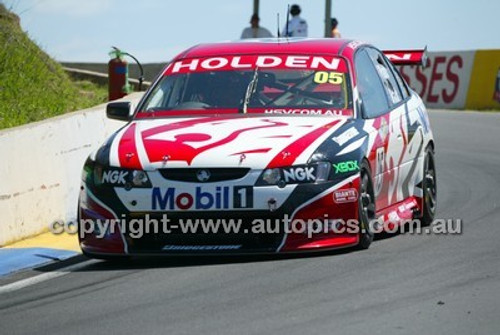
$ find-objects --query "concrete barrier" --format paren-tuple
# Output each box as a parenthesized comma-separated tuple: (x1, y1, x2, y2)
(0, 93, 144, 246)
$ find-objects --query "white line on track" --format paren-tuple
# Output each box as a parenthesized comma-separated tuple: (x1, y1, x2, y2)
(0, 260, 94, 295)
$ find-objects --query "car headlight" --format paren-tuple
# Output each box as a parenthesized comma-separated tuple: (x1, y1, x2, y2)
(81, 157, 94, 182)
(262, 168, 281, 185)
(257, 162, 331, 187)
(132, 170, 149, 186)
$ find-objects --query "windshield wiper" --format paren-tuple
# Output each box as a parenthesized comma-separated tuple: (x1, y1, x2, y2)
(242, 67, 259, 114)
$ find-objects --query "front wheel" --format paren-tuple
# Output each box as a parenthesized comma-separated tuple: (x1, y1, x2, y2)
(356, 160, 376, 250)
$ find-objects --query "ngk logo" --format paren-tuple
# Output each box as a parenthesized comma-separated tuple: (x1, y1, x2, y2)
(102, 170, 128, 184)
(283, 167, 316, 183)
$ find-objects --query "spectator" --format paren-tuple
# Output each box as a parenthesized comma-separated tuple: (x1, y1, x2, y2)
(282, 4, 308, 37)
(241, 14, 273, 39)
(331, 18, 341, 38)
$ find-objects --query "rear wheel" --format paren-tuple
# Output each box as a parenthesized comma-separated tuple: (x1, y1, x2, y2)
(421, 146, 437, 226)
(357, 160, 376, 250)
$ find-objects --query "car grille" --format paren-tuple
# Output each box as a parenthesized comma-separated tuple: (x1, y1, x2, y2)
(158, 168, 250, 183)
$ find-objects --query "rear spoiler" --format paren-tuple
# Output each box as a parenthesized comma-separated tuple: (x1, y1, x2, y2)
(383, 47, 428, 67)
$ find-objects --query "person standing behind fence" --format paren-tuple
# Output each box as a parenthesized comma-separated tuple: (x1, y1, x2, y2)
(331, 18, 341, 38)
(241, 14, 273, 39)
(282, 4, 308, 37)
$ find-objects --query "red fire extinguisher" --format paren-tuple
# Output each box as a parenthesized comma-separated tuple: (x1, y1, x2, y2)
(108, 47, 132, 101)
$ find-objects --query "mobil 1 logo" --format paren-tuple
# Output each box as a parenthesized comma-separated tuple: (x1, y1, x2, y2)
(233, 186, 254, 209)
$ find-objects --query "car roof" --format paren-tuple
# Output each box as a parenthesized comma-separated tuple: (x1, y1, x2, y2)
(176, 38, 357, 60)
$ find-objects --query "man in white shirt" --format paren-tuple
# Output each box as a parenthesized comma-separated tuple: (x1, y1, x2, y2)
(282, 4, 308, 37)
(241, 14, 273, 39)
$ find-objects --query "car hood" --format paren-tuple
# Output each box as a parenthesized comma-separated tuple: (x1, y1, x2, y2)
(103, 115, 350, 170)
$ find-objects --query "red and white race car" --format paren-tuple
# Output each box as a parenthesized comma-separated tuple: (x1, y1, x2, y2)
(78, 38, 436, 258)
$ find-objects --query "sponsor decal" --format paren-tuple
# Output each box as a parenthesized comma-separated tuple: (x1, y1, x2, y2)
(332, 127, 359, 146)
(167, 55, 344, 74)
(388, 211, 401, 222)
(399, 51, 475, 108)
(398, 202, 415, 212)
(383, 50, 427, 65)
(386, 53, 412, 62)
(313, 71, 344, 85)
(263, 108, 345, 116)
(98, 168, 151, 188)
(102, 170, 128, 184)
(333, 188, 358, 204)
(282, 166, 316, 183)
(162, 245, 242, 251)
(347, 40, 364, 50)
(333, 160, 359, 174)
(335, 137, 366, 156)
(152, 186, 253, 210)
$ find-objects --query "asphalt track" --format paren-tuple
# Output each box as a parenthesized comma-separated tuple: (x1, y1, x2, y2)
(1, 110, 500, 335)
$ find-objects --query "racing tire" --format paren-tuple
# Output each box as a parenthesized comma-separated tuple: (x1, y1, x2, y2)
(420, 146, 437, 226)
(356, 160, 376, 250)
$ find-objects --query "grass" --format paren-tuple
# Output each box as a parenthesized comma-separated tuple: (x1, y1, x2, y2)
(0, 4, 107, 130)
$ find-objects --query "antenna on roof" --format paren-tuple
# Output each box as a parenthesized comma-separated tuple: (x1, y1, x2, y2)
(277, 13, 280, 38)
(285, 4, 290, 37)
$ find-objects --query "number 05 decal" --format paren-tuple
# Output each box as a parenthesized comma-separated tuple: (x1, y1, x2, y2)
(314, 71, 344, 85)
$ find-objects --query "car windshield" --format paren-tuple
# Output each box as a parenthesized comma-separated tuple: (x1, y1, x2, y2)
(138, 54, 352, 117)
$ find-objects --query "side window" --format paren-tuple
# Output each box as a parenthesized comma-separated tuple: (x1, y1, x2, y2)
(366, 48, 403, 106)
(354, 49, 390, 118)
(386, 59, 410, 99)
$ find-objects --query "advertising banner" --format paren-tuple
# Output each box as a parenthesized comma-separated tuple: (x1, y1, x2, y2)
(465, 50, 500, 110)
(398, 51, 476, 109)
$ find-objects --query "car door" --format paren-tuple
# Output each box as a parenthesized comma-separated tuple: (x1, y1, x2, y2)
(385, 54, 429, 203)
(355, 47, 406, 211)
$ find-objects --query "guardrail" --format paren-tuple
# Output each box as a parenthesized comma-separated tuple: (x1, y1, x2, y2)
(61, 62, 165, 83)
(63, 67, 152, 90)
(0, 93, 144, 246)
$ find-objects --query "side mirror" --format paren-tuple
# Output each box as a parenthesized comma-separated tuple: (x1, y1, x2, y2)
(106, 102, 132, 121)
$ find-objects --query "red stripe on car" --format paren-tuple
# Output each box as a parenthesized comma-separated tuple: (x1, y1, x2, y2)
(266, 120, 341, 168)
(118, 123, 142, 169)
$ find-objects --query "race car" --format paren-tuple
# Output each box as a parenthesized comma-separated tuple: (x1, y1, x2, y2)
(78, 38, 436, 258)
